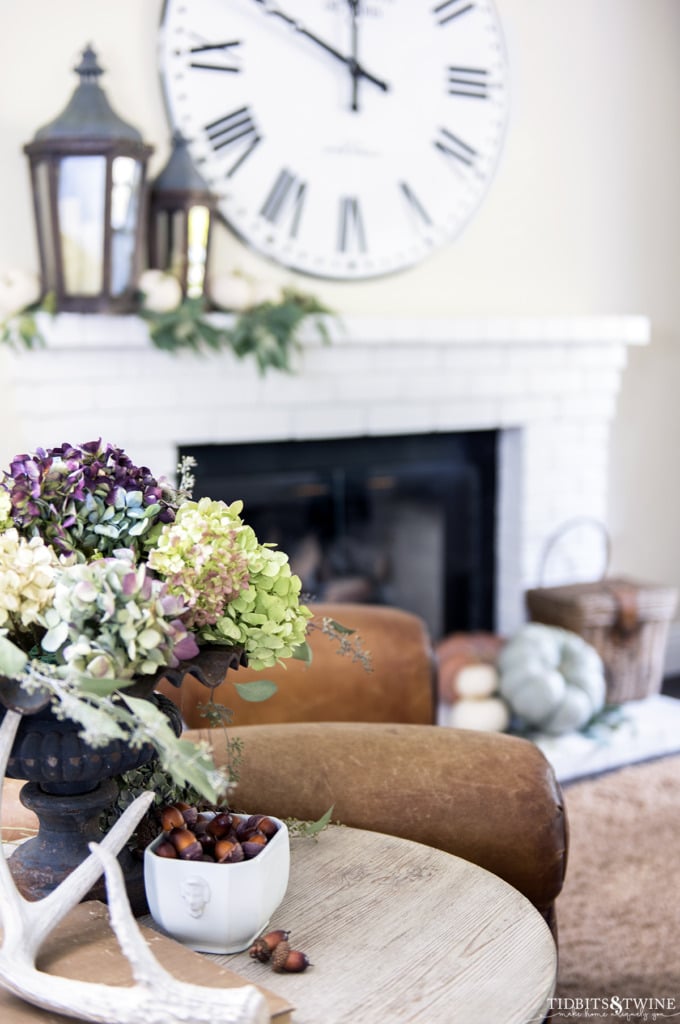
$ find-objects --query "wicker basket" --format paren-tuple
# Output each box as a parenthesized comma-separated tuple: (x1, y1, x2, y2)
(526, 520, 679, 703)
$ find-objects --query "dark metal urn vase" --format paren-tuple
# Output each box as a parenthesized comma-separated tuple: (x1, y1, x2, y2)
(2, 692, 182, 913)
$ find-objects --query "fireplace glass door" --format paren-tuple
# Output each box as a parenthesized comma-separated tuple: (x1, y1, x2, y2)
(180, 432, 497, 640)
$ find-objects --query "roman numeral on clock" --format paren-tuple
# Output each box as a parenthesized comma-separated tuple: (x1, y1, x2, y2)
(448, 66, 489, 99)
(433, 0, 474, 26)
(260, 169, 307, 238)
(338, 197, 367, 253)
(205, 107, 261, 177)
(434, 127, 477, 168)
(399, 182, 432, 227)
(188, 40, 242, 72)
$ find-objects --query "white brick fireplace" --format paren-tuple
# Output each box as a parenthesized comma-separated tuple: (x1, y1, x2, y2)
(0, 313, 649, 635)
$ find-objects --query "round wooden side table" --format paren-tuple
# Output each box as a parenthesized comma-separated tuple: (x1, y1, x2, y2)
(209, 825, 557, 1024)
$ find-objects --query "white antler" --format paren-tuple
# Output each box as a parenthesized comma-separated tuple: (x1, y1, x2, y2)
(0, 709, 268, 1024)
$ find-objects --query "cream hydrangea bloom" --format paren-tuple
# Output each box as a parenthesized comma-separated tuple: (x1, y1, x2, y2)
(0, 528, 58, 633)
(148, 497, 250, 628)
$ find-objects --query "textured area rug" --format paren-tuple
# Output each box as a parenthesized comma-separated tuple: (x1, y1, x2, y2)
(552, 755, 680, 1023)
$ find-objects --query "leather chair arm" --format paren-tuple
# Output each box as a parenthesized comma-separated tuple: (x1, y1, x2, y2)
(185, 721, 568, 928)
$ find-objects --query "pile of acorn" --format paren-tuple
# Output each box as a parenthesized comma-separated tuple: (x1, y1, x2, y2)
(153, 803, 278, 863)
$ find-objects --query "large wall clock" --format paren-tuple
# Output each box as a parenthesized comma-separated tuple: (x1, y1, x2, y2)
(158, 0, 509, 281)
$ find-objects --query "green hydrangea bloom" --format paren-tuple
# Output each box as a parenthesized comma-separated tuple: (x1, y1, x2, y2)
(150, 497, 312, 671)
(0, 489, 11, 531)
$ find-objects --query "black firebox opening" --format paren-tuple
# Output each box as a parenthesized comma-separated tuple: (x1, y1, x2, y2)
(180, 431, 497, 641)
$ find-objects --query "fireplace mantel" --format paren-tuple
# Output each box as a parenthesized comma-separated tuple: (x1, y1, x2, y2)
(0, 312, 650, 634)
(29, 311, 650, 350)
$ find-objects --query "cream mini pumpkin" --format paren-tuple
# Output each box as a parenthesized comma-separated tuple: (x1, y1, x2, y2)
(447, 695, 511, 732)
(498, 623, 606, 735)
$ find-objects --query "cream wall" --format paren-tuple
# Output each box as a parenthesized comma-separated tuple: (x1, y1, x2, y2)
(1, 1, 679, 602)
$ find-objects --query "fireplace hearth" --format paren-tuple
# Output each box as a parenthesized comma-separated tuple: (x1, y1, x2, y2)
(182, 431, 498, 641)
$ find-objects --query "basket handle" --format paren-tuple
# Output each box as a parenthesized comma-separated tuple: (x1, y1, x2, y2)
(537, 516, 612, 586)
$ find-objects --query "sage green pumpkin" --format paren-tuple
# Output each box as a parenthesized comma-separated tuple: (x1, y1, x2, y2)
(498, 623, 606, 735)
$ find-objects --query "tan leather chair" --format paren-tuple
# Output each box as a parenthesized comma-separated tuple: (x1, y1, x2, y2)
(163, 603, 567, 941)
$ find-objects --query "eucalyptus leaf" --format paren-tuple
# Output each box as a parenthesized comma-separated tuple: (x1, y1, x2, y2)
(233, 678, 278, 702)
(287, 804, 335, 839)
(163, 739, 226, 804)
(291, 641, 313, 664)
(309, 804, 334, 834)
(76, 677, 128, 697)
(327, 619, 356, 635)
(0, 636, 29, 677)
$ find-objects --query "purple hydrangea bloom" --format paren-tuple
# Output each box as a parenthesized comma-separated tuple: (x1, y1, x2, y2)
(0, 440, 179, 558)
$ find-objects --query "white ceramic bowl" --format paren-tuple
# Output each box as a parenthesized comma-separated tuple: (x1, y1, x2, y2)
(143, 813, 290, 953)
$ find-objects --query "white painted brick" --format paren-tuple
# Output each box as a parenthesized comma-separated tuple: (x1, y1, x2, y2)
(400, 370, 470, 400)
(256, 371, 336, 405)
(378, 346, 443, 371)
(291, 405, 366, 439)
(568, 345, 629, 370)
(124, 441, 178, 481)
(215, 408, 295, 442)
(580, 369, 623, 393)
(366, 403, 435, 434)
(435, 400, 503, 431)
(498, 396, 562, 424)
(301, 345, 373, 375)
(526, 368, 585, 395)
(442, 347, 508, 373)
(505, 346, 570, 372)
(336, 372, 403, 401)
(558, 393, 618, 419)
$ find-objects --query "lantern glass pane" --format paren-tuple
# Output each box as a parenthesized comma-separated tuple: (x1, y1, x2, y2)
(57, 156, 106, 295)
(34, 161, 57, 290)
(153, 210, 169, 271)
(168, 209, 186, 280)
(110, 156, 142, 295)
(186, 204, 210, 298)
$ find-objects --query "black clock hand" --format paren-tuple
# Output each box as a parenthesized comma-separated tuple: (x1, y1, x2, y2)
(348, 0, 360, 112)
(252, 0, 389, 94)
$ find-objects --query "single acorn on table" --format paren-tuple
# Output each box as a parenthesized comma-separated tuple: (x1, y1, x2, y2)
(249, 930, 311, 973)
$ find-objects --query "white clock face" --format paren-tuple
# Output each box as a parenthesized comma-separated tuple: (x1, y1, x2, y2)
(159, 0, 509, 280)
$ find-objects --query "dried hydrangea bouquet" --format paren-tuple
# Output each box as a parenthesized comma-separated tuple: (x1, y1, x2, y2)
(0, 440, 322, 902)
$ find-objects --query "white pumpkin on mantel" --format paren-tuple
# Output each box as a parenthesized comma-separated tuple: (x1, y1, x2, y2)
(498, 623, 606, 735)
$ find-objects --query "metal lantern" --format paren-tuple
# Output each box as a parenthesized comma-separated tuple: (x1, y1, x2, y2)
(23, 45, 153, 313)
(148, 133, 216, 301)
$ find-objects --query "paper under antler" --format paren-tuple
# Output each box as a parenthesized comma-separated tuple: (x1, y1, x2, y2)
(0, 709, 268, 1024)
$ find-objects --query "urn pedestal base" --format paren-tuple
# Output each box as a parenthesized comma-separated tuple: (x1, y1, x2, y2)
(8, 779, 148, 914)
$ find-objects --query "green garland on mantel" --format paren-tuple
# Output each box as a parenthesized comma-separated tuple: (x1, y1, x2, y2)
(1, 289, 334, 375)
(140, 289, 333, 373)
